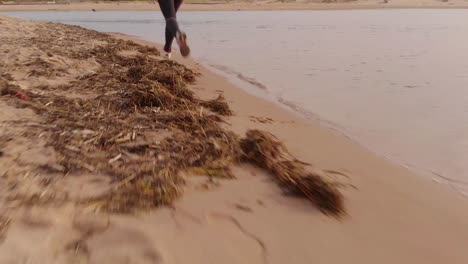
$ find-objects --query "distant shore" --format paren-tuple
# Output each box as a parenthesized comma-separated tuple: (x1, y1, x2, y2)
(1, 0, 468, 12)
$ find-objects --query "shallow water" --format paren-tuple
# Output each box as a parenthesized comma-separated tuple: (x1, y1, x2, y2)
(4, 10, 468, 194)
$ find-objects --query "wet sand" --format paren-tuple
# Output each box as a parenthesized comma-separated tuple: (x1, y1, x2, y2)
(1, 15, 468, 264)
(1, 0, 468, 11)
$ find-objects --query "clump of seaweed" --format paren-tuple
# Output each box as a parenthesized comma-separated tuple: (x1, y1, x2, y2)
(96, 167, 184, 213)
(201, 94, 232, 116)
(240, 130, 344, 216)
(0, 20, 345, 216)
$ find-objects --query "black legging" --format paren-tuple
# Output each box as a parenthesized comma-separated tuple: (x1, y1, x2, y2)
(157, 0, 183, 53)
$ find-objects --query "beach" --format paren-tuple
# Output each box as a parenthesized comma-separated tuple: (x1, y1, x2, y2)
(1, 0, 468, 12)
(1, 14, 468, 264)
(5, 9, 468, 187)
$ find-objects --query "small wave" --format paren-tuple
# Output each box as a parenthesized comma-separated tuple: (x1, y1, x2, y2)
(209, 64, 267, 91)
(276, 96, 402, 156)
(277, 97, 338, 128)
(430, 171, 468, 198)
(54, 19, 159, 24)
(184, 20, 223, 26)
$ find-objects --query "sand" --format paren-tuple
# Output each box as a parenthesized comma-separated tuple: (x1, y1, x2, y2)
(1, 15, 468, 264)
(1, 0, 468, 11)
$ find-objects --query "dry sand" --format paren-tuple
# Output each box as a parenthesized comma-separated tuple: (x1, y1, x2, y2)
(1, 0, 468, 11)
(1, 15, 468, 264)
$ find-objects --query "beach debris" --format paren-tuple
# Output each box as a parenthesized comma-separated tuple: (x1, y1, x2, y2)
(15, 91, 29, 101)
(0, 20, 345, 216)
(240, 130, 344, 216)
(95, 168, 185, 213)
(249, 115, 274, 124)
(0, 81, 28, 101)
(200, 94, 232, 115)
(108, 153, 122, 164)
(234, 204, 253, 213)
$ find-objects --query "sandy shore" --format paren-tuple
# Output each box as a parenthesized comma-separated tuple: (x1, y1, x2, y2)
(1, 15, 468, 264)
(1, 0, 468, 11)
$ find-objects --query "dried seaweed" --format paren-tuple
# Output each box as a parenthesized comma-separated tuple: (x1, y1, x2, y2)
(201, 94, 232, 116)
(240, 130, 344, 216)
(0, 21, 345, 216)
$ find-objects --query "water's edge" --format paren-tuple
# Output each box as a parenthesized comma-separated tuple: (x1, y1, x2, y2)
(207, 62, 468, 198)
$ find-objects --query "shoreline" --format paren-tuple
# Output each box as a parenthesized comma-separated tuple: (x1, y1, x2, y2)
(193, 49, 455, 196)
(1, 1, 468, 11)
(116, 34, 468, 263)
(1, 15, 468, 263)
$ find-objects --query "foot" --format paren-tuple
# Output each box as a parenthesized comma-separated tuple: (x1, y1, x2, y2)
(163, 47, 172, 59)
(176, 31, 190, 57)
